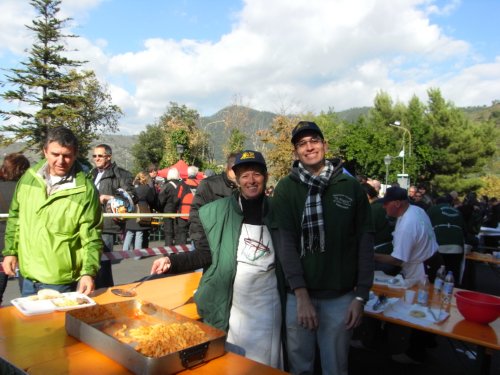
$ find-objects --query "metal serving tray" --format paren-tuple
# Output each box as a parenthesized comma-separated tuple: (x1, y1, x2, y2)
(65, 300, 226, 375)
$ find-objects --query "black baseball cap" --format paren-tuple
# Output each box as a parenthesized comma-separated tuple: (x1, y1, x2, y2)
(232, 150, 267, 172)
(381, 186, 409, 204)
(291, 121, 324, 144)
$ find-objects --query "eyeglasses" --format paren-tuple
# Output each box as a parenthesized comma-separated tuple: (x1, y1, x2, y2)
(295, 137, 323, 149)
(92, 154, 109, 159)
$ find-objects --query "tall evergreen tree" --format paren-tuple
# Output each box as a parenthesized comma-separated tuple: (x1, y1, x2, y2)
(0, 0, 121, 155)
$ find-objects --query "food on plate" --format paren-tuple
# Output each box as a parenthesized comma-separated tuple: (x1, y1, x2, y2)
(409, 310, 426, 318)
(114, 322, 207, 357)
(52, 296, 91, 307)
(37, 289, 62, 300)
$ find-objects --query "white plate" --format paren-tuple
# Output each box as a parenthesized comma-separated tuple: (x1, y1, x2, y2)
(51, 292, 96, 311)
(11, 292, 96, 316)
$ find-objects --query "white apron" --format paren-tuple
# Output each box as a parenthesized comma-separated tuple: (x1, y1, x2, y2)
(226, 223, 282, 368)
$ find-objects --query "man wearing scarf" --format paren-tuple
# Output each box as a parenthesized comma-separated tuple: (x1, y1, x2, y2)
(273, 121, 374, 375)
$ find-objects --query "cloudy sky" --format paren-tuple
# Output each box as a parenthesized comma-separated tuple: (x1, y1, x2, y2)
(0, 0, 498, 134)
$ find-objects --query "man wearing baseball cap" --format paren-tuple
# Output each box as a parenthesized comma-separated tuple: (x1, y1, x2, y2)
(375, 186, 439, 281)
(273, 121, 374, 375)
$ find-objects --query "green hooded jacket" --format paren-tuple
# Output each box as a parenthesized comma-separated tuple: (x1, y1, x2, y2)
(3, 160, 103, 284)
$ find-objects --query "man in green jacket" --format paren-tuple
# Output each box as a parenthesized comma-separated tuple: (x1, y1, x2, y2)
(2, 126, 102, 296)
(273, 121, 374, 375)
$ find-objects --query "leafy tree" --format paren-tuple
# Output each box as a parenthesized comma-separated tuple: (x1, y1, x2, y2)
(258, 115, 299, 182)
(131, 124, 165, 171)
(0, 0, 121, 156)
(221, 99, 250, 155)
(424, 89, 496, 193)
(159, 102, 209, 167)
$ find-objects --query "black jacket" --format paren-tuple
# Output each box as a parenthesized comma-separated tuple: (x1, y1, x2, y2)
(125, 184, 157, 231)
(90, 162, 135, 234)
(168, 172, 237, 273)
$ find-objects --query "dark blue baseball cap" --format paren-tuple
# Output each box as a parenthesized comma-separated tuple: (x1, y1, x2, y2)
(232, 150, 267, 172)
(381, 186, 409, 203)
(291, 121, 324, 144)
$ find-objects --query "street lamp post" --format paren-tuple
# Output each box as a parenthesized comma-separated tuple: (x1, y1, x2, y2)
(388, 120, 412, 173)
(384, 154, 392, 193)
(176, 144, 185, 160)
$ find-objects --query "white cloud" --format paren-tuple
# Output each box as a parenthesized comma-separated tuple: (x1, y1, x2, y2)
(0, 0, 497, 134)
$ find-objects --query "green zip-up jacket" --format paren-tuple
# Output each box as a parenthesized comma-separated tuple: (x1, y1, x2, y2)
(194, 192, 278, 332)
(272, 160, 374, 301)
(3, 160, 103, 285)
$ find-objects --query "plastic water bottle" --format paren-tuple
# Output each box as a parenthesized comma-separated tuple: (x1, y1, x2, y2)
(441, 271, 455, 311)
(433, 265, 446, 293)
(417, 274, 430, 306)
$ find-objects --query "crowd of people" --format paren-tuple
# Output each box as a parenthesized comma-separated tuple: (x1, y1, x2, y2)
(1, 122, 498, 374)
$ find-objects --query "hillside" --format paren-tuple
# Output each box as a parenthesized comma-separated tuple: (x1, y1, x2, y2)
(1, 103, 497, 168)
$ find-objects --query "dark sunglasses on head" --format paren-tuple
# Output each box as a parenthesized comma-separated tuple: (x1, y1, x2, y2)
(92, 154, 109, 158)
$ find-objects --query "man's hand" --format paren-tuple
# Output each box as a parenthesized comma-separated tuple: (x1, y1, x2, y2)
(151, 257, 172, 274)
(345, 298, 364, 330)
(77, 275, 95, 295)
(2, 256, 18, 277)
(295, 288, 319, 330)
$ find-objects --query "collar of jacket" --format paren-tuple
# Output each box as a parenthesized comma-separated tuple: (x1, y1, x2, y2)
(222, 172, 238, 190)
(289, 158, 344, 184)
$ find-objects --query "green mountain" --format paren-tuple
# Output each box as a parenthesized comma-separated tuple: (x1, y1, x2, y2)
(1, 103, 497, 168)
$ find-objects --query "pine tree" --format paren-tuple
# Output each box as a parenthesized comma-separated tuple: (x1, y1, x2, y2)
(0, 0, 121, 155)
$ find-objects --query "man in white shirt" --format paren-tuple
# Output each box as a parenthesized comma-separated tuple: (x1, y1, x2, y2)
(374, 187, 439, 281)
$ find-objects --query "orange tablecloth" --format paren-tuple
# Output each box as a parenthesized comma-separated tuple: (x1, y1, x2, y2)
(0, 272, 286, 374)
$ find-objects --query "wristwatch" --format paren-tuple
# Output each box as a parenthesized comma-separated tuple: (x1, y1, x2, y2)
(354, 296, 366, 305)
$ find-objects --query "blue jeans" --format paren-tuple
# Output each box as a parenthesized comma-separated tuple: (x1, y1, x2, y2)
(123, 230, 144, 250)
(22, 278, 76, 297)
(286, 292, 354, 375)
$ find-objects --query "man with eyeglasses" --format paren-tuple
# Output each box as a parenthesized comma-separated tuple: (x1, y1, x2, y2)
(90, 144, 135, 289)
(272, 121, 374, 375)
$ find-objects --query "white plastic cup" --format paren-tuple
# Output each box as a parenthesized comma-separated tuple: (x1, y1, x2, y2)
(404, 289, 416, 305)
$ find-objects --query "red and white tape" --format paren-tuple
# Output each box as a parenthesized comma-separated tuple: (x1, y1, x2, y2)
(0, 245, 194, 274)
(101, 244, 194, 261)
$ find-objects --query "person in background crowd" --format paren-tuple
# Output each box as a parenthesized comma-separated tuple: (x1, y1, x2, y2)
(147, 163, 160, 192)
(375, 186, 442, 364)
(175, 165, 200, 245)
(2, 127, 102, 297)
(143, 164, 160, 249)
(408, 185, 417, 201)
(0, 153, 30, 305)
(151, 152, 238, 275)
(362, 183, 399, 275)
(427, 194, 466, 283)
(122, 171, 157, 254)
(158, 168, 181, 246)
(272, 121, 374, 375)
(203, 169, 216, 177)
(265, 185, 275, 197)
(417, 184, 433, 208)
(367, 178, 382, 196)
(411, 190, 429, 210)
(458, 191, 484, 248)
(484, 197, 499, 229)
(90, 143, 135, 289)
(194, 150, 284, 368)
(449, 191, 461, 208)
(375, 187, 439, 281)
